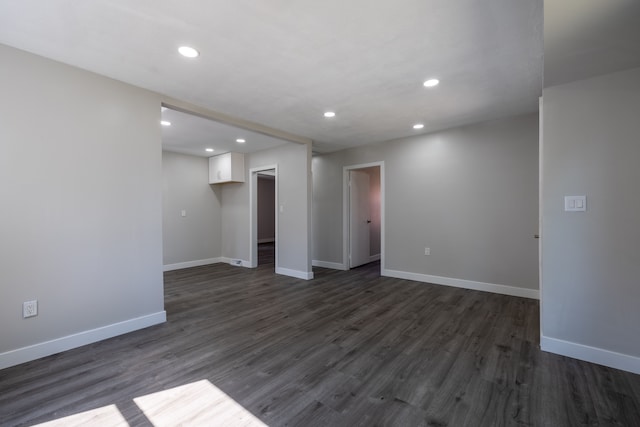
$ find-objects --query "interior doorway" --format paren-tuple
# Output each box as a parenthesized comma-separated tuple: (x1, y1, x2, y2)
(343, 162, 384, 270)
(249, 165, 278, 269)
(257, 170, 276, 266)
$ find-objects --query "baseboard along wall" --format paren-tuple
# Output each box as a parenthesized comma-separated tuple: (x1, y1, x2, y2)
(312, 260, 348, 270)
(163, 257, 222, 272)
(541, 335, 640, 375)
(382, 268, 539, 300)
(0, 311, 166, 370)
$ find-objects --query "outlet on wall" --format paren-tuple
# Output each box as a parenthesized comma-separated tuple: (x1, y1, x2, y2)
(424, 247, 431, 255)
(23, 300, 38, 318)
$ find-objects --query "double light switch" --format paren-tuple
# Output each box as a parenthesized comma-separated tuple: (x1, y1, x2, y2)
(564, 196, 586, 212)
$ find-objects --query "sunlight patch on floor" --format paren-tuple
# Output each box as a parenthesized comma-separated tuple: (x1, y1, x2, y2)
(33, 404, 128, 427)
(133, 379, 268, 426)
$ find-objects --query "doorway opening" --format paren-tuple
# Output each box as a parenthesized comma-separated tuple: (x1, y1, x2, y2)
(343, 162, 384, 271)
(257, 170, 276, 266)
(250, 165, 278, 270)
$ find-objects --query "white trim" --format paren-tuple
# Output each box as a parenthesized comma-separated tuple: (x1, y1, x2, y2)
(369, 253, 381, 262)
(541, 335, 640, 375)
(276, 267, 314, 280)
(163, 257, 222, 272)
(220, 257, 251, 268)
(312, 260, 348, 270)
(381, 268, 539, 300)
(0, 311, 166, 370)
(257, 238, 275, 244)
(539, 96, 545, 338)
(343, 162, 385, 272)
(343, 169, 349, 268)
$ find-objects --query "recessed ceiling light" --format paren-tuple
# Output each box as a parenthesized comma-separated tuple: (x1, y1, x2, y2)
(413, 123, 425, 129)
(178, 46, 199, 58)
(423, 79, 439, 88)
(324, 111, 336, 118)
(205, 148, 214, 152)
(161, 120, 171, 126)
(236, 139, 246, 143)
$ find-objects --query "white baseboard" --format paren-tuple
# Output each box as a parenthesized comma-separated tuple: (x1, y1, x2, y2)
(312, 260, 348, 270)
(381, 268, 539, 300)
(312, 256, 378, 271)
(0, 311, 166, 370)
(220, 257, 251, 268)
(258, 238, 275, 244)
(541, 335, 640, 375)
(276, 267, 314, 280)
(163, 257, 222, 272)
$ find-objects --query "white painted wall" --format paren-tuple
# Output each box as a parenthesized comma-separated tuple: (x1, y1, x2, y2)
(313, 113, 539, 294)
(162, 151, 221, 270)
(0, 44, 165, 368)
(541, 67, 640, 373)
(221, 143, 312, 277)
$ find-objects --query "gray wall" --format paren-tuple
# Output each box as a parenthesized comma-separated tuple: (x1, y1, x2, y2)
(541, 67, 640, 358)
(313, 113, 539, 290)
(258, 176, 276, 242)
(0, 44, 164, 361)
(221, 142, 312, 275)
(162, 151, 221, 266)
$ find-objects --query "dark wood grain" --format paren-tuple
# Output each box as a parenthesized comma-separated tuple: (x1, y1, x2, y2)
(1, 254, 639, 426)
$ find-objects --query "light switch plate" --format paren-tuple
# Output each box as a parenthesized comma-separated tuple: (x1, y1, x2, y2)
(564, 195, 586, 212)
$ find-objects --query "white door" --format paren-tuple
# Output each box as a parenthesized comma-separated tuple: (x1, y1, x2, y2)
(349, 170, 371, 268)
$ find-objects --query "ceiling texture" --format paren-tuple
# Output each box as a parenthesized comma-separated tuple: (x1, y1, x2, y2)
(0, 0, 544, 153)
(161, 107, 290, 157)
(544, 0, 640, 88)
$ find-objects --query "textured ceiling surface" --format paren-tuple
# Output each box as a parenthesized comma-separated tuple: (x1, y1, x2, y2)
(161, 108, 289, 157)
(544, 0, 640, 88)
(0, 0, 543, 152)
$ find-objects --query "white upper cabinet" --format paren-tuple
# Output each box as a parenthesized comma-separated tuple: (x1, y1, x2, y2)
(209, 152, 245, 184)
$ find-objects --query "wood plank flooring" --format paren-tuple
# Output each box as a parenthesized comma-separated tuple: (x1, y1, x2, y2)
(1, 251, 639, 426)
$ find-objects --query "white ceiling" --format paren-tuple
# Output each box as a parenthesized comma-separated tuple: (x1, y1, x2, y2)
(544, 0, 640, 88)
(0, 0, 543, 153)
(161, 107, 289, 157)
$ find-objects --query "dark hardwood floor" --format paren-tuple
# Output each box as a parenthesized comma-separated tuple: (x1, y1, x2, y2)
(1, 257, 639, 426)
(258, 242, 275, 266)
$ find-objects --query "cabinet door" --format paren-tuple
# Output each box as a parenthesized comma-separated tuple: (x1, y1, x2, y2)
(209, 153, 244, 184)
(228, 152, 245, 182)
(208, 154, 228, 184)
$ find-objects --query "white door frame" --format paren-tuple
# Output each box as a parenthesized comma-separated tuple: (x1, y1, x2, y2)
(249, 164, 278, 269)
(538, 96, 544, 338)
(343, 161, 385, 270)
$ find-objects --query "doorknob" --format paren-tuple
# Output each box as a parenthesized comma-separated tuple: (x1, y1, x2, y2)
(534, 234, 540, 239)
(367, 220, 372, 223)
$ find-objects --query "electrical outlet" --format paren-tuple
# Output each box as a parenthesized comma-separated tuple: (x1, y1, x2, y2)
(424, 247, 431, 255)
(23, 300, 38, 318)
